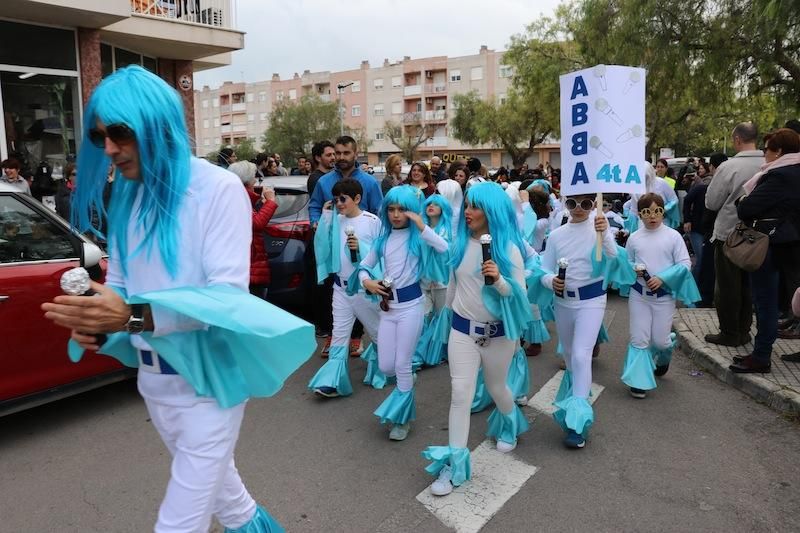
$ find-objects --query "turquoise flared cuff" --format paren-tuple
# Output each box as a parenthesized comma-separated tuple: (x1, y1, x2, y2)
(656, 264, 701, 306)
(553, 395, 594, 437)
(654, 332, 677, 366)
(554, 369, 572, 403)
(471, 367, 494, 413)
(360, 343, 391, 389)
(506, 346, 530, 400)
(621, 344, 657, 390)
(374, 387, 416, 425)
(598, 323, 610, 344)
(421, 446, 471, 486)
(486, 405, 530, 444)
(224, 505, 284, 533)
(523, 318, 551, 344)
(307, 345, 352, 396)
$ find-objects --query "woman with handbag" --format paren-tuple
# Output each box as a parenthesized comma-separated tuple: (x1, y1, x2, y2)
(730, 128, 800, 373)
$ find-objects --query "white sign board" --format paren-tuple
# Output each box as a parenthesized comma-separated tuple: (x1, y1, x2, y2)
(559, 64, 647, 196)
(659, 147, 675, 159)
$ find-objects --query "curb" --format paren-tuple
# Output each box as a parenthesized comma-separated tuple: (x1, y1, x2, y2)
(674, 319, 800, 415)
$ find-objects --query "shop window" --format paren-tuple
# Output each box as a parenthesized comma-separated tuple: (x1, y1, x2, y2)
(0, 21, 76, 71)
(143, 56, 158, 74)
(101, 44, 113, 78)
(115, 48, 142, 70)
(1, 72, 80, 179)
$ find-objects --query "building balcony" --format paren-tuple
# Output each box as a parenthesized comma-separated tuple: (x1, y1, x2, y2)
(319, 94, 331, 102)
(131, 0, 234, 29)
(425, 136, 448, 147)
(424, 110, 447, 121)
(425, 83, 447, 94)
(402, 112, 422, 123)
(403, 85, 422, 97)
(231, 102, 246, 112)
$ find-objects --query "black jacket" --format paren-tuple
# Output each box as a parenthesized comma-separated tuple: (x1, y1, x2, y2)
(737, 163, 800, 244)
(683, 182, 708, 231)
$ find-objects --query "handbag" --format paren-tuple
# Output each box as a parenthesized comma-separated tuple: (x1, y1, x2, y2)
(723, 222, 769, 272)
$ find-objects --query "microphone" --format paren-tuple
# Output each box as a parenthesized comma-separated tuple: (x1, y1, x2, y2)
(345, 225, 358, 263)
(555, 257, 568, 298)
(379, 276, 394, 312)
(60, 267, 107, 347)
(480, 234, 494, 285)
(634, 263, 652, 282)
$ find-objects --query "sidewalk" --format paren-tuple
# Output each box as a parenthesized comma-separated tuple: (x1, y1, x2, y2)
(675, 308, 800, 415)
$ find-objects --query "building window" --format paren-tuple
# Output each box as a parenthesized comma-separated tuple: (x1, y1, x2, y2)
(351, 105, 361, 117)
(375, 131, 385, 141)
(373, 104, 384, 116)
(213, 118, 220, 128)
(391, 101, 401, 115)
(212, 98, 219, 108)
(276, 91, 284, 101)
(352, 81, 361, 92)
(289, 89, 297, 100)
(203, 119, 209, 129)
(204, 138, 211, 146)
(391, 76, 402, 88)
(115, 47, 142, 70)
(100, 43, 113, 78)
(499, 65, 513, 78)
(470, 67, 483, 80)
(246, 93, 254, 102)
(202, 99, 209, 108)
(0, 21, 77, 70)
(450, 70, 461, 82)
(374, 78, 384, 90)
(258, 91, 267, 102)
(247, 114, 255, 123)
(142, 56, 157, 74)
(259, 112, 268, 121)
(499, 94, 507, 105)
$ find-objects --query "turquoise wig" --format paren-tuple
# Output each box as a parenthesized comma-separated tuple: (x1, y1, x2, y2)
(451, 182, 526, 278)
(73, 65, 191, 278)
(422, 194, 453, 241)
(373, 185, 425, 259)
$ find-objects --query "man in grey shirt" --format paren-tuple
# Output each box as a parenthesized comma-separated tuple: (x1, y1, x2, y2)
(704, 122, 764, 346)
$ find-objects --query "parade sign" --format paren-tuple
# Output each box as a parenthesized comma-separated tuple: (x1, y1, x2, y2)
(559, 64, 647, 197)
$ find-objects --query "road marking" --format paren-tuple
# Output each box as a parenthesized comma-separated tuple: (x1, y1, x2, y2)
(527, 370, 605, 415)
(415, 440, 538, 533)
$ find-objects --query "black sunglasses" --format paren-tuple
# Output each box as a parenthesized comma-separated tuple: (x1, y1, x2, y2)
(335, 195, 352, 204)
(88, 123, 136, 148)
(565, 198, 596, 211)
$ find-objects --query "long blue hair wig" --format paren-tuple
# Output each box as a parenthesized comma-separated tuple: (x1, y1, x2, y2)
(73, 65, 191, 278)
(422, 194, 453, 241)
(450, 181, 526, 278)
(373, 185, 425, 259)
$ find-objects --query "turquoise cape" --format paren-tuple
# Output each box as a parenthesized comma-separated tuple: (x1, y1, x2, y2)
(482, 276, 533, 340)
(656, 263, 701, 306)
(68, 285, 315, 409)
(314, 210, 340, 284)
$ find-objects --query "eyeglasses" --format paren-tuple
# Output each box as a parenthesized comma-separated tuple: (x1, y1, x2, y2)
(335, 195, 352, 204)
(88, 123, 136, 148)
(639, 206, 665, 218)
(565, 198, 595, 211)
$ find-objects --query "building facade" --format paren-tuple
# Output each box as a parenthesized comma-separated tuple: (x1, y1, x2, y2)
(195, 46, 560, 169)
(0, 0, 244, 179)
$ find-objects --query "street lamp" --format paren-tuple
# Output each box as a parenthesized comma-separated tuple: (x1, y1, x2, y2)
(337, 82, 354, 136)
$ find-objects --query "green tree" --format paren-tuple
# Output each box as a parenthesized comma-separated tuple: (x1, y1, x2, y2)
(383, 119, 430, 163)
(263, 95, 340, 163)
(233, 137, 258, 162)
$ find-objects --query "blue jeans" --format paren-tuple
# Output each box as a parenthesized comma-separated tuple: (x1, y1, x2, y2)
(750, 248, 779, 362)
(689, 231, 704, 282)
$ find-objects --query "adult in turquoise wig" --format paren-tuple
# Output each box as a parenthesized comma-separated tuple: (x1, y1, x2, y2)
(43, 66, 308, 533)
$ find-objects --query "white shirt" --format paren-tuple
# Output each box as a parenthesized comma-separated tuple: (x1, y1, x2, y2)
(540, 218, 617, 308)
(105, 158, 251, 350)
(332, 210, 381, 280)
(359, 225, 447, 299)
(450, 238, 525, 323)
(626, 223, 691, 278)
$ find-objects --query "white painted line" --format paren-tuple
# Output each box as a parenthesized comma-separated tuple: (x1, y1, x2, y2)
(527, 370, 605, 415)
(416, 440, 538, 533)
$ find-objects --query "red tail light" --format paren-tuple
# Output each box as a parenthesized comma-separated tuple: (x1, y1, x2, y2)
(266, 220, 311, 241)
(288, 273, 303, 288)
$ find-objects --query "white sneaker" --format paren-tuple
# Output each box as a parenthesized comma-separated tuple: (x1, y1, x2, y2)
(430, 466, 453, 496)
(496, 439, 517, 453)
(515, 395, 528, 406)
(389, 423, 410, 441)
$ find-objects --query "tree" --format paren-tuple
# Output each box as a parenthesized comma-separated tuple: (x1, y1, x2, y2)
(383, 119, 430, 163)
(233, 137, 258, 162)
(451, 16, 579, 167)
(263, 95, 340, 164)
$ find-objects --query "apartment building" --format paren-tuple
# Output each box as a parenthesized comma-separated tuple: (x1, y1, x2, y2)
(0, 0, 243, 177)
(195, 46, 559, 168)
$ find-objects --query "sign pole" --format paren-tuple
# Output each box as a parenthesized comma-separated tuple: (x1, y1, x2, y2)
(595, 192, 603, 261)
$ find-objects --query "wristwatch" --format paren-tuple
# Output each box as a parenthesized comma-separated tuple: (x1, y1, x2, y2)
(125, 303, 145, 334)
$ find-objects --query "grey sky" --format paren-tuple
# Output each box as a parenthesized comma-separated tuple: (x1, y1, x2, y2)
(194, 0, 561, 89)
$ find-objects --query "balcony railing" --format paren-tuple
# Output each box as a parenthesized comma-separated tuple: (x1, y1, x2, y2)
(425, 83, 447, 94)
(403, 85, 422, 97)
(131, 0, 236, 29)
(231, 102, 246, 112)
(425, 136, 448, 147)
(424, 110, 447, 121)
(402, 112, 422, 123)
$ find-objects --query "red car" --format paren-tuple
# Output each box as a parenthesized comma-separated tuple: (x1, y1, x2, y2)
(0, 187, 130, 416)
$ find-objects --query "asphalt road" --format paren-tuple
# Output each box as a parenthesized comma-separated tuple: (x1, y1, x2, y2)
(2, 295, 799, 532)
